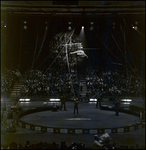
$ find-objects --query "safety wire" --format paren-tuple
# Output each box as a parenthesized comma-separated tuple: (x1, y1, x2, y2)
(33, 24, 48, 65)
(31, 19, 45, 70)
(120, 22, 144, 86)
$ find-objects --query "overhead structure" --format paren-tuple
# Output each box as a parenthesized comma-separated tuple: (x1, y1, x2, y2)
(1, 1, 145, 17)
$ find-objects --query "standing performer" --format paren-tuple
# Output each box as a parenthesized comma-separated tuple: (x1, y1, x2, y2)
(60, 94, 67, 111)
(74, 97, 79, 115)
(96, 89, 102, 108)
(115, 98, 120, 116)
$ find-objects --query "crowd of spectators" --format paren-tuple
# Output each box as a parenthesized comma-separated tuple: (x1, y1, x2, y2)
(85, 69, 144, 97)
(1, 64, 144, 99)
(18, 66, 145, 98)
(1, 67, 21, 95)
(1, 140, 145, 149)
(20, 55, 81, 98)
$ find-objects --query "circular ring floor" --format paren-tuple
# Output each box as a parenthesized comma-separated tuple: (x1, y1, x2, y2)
(18, 102, 143, 134)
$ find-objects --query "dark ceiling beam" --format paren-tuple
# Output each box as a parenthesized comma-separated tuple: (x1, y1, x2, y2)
(1, 9, 145, 15)
(1, 4, 145, 9)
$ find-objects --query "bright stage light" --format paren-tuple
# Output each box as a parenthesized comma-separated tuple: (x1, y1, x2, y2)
(25, 99, 30, 101)
(19, 99, 30, 102)
(50, 99, 60, 102)
(82, 26, 84, 29)
(121, 99, 132, 102)
(89, 99, 97, 102)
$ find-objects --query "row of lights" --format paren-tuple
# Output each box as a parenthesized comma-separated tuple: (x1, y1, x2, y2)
(1, 20, 138, 31)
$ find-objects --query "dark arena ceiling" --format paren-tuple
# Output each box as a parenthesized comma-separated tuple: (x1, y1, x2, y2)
(1, 1, 145, 16)
(1, 1, 145, 75)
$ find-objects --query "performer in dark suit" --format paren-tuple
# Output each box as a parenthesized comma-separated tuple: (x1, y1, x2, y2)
(74, 97, 79, 115)
(60, 94, 67, 111)
(115, 99, 120, 116)
(96, 89, 102, 108)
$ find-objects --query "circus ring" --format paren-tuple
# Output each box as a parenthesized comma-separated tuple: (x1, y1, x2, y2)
(15, 102, 145, 134)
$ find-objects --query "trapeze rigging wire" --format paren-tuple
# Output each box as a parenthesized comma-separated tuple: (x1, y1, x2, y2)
(33, 24, 48, 64)
(31, 19, 46, 69)
(40, 29, 75, 79)
(120, 22, 140, 76)
(122, 17, 143, 76)
(97, 35, 139, 79)
(110, 29, 139, 81)
(31, 29, 39, 70)
(35, 52, 55, 70)
(38, 28, 79, 97)
(120, 22, 143, 83)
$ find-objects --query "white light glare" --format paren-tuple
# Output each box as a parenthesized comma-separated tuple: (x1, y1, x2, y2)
(19, 99, 30, 102)
(50, 99, 60, 101)
(25, 99, 30, 101)
(82, 26, 84, 29)
(121, 99, 132, 102)
(89, 99, 97, 102)
(132, 25, 137, 30)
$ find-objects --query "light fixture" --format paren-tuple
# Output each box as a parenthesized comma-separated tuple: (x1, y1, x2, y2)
(90, 22, 94, 31)
(50, 99, 60, 102)
(19, 99, 30, 102)
(121, 99, 132, 102)
(112, 22, 116, 29)
(68, 22, 72, 30)
(89, 99, 97, 102)
(68, 26, 72, 30)
(23, 20, 27, 30)
(68, 22, 72, 25)
(132, 22, 138, 30)
(82, 26, 84, 29)
(24, 25, 27, 29)
(90, 26, 94, 31)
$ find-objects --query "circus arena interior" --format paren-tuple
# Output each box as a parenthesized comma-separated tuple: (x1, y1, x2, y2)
(1, 1, 145, 149)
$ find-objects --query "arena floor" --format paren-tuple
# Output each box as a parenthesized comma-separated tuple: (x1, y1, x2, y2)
(20, 102, 141, 129)
(1, 97, 145, 148)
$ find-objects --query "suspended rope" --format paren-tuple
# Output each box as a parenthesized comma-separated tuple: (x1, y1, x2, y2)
(64, 30, 77, 97)
(97, 35, 140, 79)
(110, 30, 138, 80)
(120, 22, 143, 83)
(35, 52, 54, 70)
(122, 18, 143, 76)
(40, 29, 75, 79)
(33, 25, 48, 65)
(31, 29, 39, 70)
(109, 31, 125, 59)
